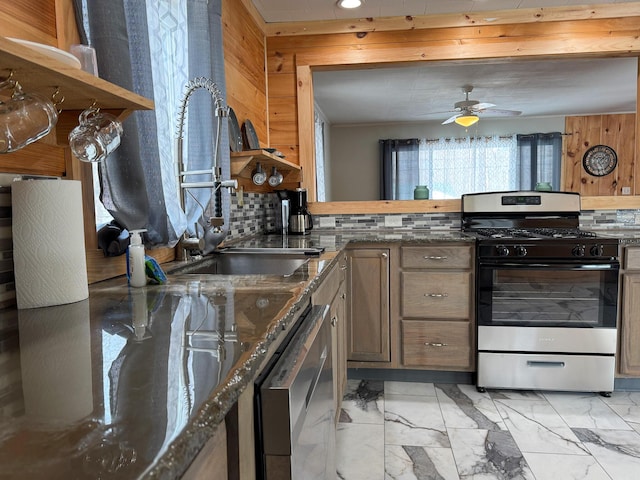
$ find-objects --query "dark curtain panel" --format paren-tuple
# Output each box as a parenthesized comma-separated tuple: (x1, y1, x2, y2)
(82, 0, 155, 238)
(517, 132, 563, 190)
(380, 139, 420, 200)
(74, 0, 228, 247)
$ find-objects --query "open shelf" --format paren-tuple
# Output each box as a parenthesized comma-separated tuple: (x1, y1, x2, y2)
(0, 36, 153, 112)
(230, 149, 302, 184)
(0, 36, 154, 167)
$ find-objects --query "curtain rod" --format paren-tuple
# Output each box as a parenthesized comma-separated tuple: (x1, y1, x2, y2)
(421, 132, 572, 142)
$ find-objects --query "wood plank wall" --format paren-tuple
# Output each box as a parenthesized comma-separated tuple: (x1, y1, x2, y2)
(265, 15, 640, 199)
(564, 114, 638, 196)
(222, 0, 268, 149)
(0, 0, 56, 45)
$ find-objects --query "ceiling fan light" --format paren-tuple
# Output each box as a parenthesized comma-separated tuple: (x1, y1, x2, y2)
(337, 0, 363, 9)
(455, 115, 479, 127)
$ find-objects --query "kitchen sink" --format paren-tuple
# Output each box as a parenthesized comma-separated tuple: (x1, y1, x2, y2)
(171, 247, 323, 276)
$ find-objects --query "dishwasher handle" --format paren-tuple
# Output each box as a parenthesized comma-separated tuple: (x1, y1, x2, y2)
(306, 344, 328, 409)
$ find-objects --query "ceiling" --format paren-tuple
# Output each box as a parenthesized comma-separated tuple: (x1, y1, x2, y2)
(312, 58, 638, 124)
(251, 0, 639, 125)
(251, 0, 638, 23)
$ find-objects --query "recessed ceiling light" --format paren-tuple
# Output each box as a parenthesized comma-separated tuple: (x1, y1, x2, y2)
(337, 0, 363, 9)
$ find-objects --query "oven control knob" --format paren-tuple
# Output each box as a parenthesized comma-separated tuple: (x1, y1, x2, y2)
(496, 245, 510, 257)
(515, 246, 528, 257)
(590, 244, 604, 257)
(572, 245, 586, 257)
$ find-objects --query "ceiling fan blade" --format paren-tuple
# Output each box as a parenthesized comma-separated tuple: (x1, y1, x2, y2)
(482, 108, 522, 116)
(442, 113, 461, 124)
(472, 102, 496, 111)
(414, 108, 459, 117)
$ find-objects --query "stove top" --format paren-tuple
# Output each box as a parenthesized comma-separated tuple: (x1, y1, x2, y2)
(472, 227, 597, 240)
(469, 228, 618, 259)
(461, 191, 619, 260)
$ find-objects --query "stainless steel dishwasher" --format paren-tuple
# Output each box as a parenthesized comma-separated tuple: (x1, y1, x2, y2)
(255, 304, 334, 480)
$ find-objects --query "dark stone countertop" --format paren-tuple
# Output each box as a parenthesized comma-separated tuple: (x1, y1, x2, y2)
(0, 230, 473, 479)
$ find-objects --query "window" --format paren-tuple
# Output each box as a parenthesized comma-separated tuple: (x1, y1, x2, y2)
(76, 0, 227, 248)
(381, 133, 562, 199)
(314, 109, 327, 202)
(516, 133, 563, 190)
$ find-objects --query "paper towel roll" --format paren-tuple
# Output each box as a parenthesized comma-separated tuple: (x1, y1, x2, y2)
(12, 179, 88, 309)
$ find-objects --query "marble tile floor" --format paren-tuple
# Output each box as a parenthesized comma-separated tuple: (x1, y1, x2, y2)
(336, 379, 640, 480)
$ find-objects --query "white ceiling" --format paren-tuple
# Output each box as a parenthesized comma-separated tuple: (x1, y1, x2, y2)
(313, 58, 638, 124)
(252, 0, 639, 125)
(251, 0, 637, 23)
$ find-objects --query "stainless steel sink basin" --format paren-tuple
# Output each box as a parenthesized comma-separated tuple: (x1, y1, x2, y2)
(171, 247, 323, 276)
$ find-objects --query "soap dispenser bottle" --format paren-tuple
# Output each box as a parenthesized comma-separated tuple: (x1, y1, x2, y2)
(128, 229, 147, 287)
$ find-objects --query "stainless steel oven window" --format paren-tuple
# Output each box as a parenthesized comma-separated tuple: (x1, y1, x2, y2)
(477, 262, 619, 328)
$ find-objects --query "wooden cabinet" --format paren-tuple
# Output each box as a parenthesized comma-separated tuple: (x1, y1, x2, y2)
(312, 252, 348, 422)
(401, 320, 471, 369)
(399, 244, 475, 371)
(619, 245, 640, 375)
(346, 247, 390, 363)
(181, 422, 227, 480)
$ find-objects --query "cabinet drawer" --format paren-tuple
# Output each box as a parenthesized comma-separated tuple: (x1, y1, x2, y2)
(401, 320, 472, 369)
(401, 246, 472, 270)
(624, 246, 640, 270)
(401, 272, 470, 318)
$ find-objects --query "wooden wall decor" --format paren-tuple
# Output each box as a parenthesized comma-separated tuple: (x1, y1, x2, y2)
(563, 114, 637, 196)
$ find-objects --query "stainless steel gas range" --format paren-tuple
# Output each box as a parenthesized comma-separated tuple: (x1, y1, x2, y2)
(462, 191, 620, 396)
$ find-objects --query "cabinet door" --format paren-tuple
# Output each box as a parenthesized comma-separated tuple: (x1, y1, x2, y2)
(347, 248, 390, 362)
(329, 283, 347, 423)
(620, 272, 640, 375)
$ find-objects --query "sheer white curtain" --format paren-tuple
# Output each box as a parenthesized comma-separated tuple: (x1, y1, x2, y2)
(314, 110, 326, 202)
(418, 135, 518, 199)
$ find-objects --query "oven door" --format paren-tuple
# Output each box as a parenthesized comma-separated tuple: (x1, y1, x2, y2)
(477, 259, 619, 329)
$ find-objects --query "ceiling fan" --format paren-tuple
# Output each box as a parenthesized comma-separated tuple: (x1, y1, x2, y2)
(440, 85, 522, 126)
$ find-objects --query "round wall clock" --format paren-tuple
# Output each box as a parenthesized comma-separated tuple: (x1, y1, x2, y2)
(582, 145, 617, 177)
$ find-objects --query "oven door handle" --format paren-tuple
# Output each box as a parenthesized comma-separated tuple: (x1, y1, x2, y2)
(479, 261, 619, 271)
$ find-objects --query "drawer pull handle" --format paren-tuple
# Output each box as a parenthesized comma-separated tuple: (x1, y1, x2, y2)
(424, 255, 448, 260)
(425, 342, 448, 347)
(331, 316, 338, 327)
(527, 360, 565, 368)
(425, 293, 449, 298)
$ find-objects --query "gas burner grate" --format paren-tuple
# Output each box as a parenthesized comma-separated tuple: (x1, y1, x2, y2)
(473, 228, 597, 240)
(529, 228, 596, 239)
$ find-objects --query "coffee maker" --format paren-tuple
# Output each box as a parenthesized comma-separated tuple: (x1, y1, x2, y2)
(288, 188, 313, 235)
